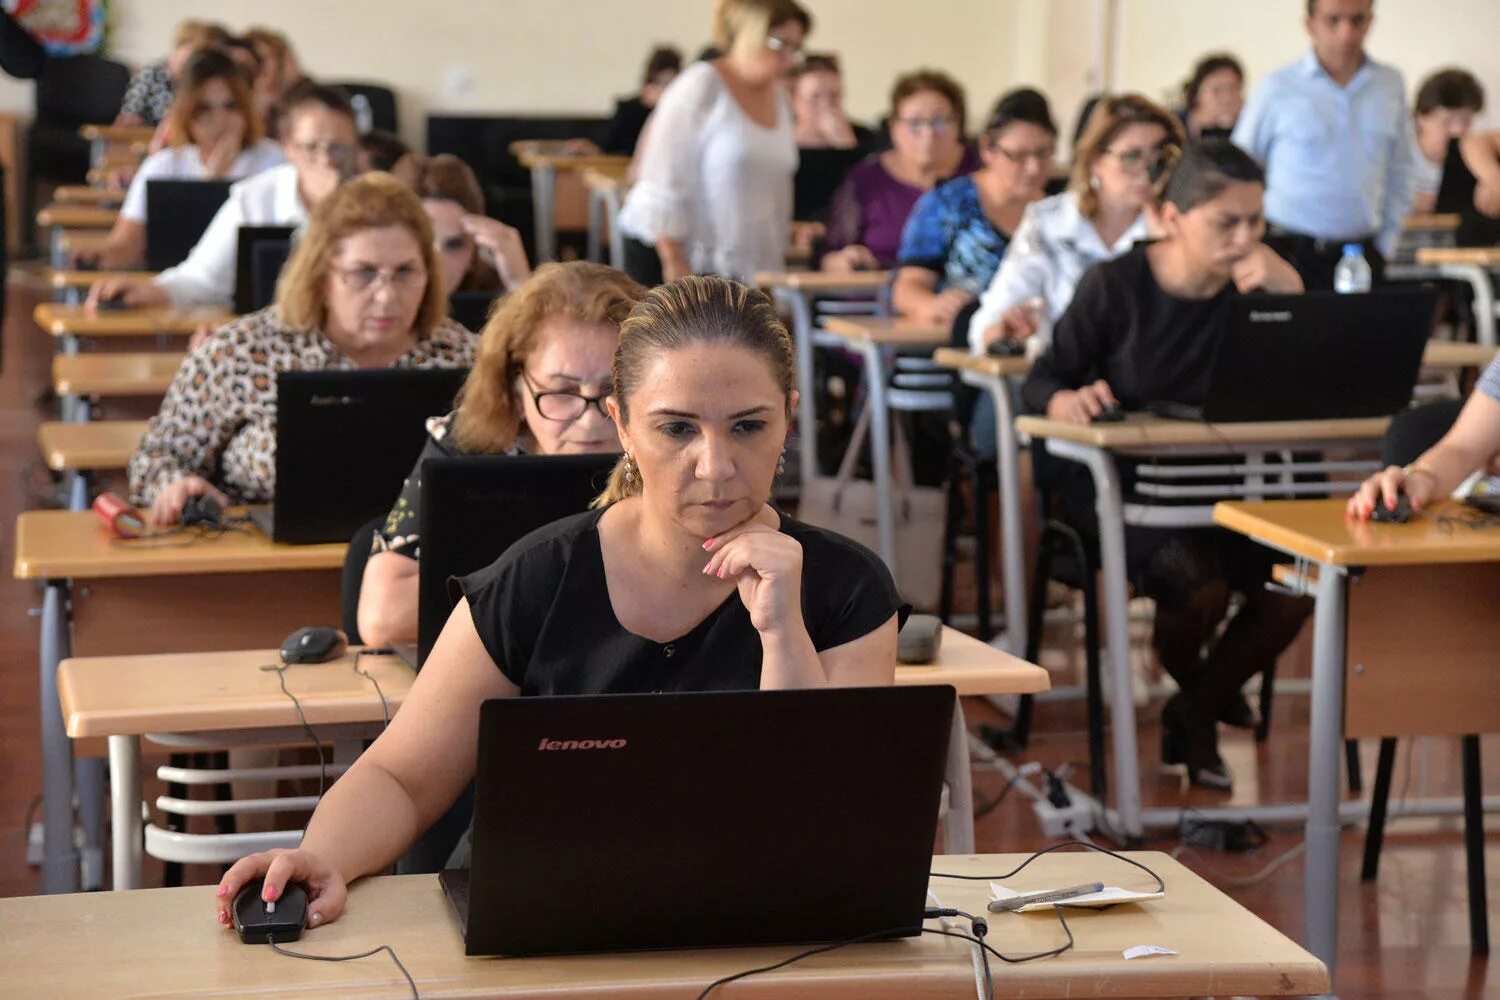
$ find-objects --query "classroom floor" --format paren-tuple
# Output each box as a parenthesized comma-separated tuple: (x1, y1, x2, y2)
(0, 271, 1494, 998)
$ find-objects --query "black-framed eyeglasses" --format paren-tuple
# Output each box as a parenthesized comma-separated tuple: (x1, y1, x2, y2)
(1103, 142, 1173, 174)
(990, 143, 1057, 166)
(437, 233, 471, 255)
(520, 371, 613, 422)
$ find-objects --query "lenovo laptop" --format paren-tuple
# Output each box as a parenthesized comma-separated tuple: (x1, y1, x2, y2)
(441, 685, 955, 956)
(247, 368, 468, 544)
(1152, 288, 1437, 423)
(144, 179, 232, 271)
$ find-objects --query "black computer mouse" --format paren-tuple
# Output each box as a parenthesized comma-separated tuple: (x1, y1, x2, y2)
(1093, 405, 1127, 423)
(95, 294, 130, 311)
(279, 626, 349, 664)
(1370, 491, 1413, 524)
(986, 339, 1026, 358)
(233, 877, 308, 944)
(179, 495, 222, 527)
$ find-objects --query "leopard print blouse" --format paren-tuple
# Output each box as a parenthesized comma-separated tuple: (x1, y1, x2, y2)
(127, 307, 475, 506)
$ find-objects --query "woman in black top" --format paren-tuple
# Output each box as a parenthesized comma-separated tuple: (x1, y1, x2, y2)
(215, 275, 902, 928)
(1022, 140, 1307, 791)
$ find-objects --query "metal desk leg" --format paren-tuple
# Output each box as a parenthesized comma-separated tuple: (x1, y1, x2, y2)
(78, 756, 106, 891)
(966, 371, 1027, 656)
(109, 734, 143, 890)
(1304, 560, 1348, 984)
(775, 288, 820, 489)
(586, 188, 603, 262)
(530, 163, 557, 263)
(1440, 263, 1496, 347)
(856, 339, 897, 575)
(90, 136, 105, 171)
(66, 470, 88, 511)
(50, 225, 64, 270)
(1047, 438, 1142, 839)
(40, 580, 79, 893)
(605, 189, 624, 270)
(943, 693, 976, 853)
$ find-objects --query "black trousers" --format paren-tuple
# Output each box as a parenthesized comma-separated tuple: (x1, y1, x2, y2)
(622, 235, 665, 287)
(1265, 227, 1385, 292)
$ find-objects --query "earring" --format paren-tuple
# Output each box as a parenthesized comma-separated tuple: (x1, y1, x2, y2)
(622, 453, 635, 487)
(776, 449, 787, 477)
(1090, 174, 1101, 191)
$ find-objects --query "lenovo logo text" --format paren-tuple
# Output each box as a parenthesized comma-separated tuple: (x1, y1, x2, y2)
(1248, 310, 1293, 323)
(537, 738, 628, 751)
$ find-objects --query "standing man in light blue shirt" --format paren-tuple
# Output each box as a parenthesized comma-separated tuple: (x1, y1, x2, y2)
(1232, 0, 1414, 289)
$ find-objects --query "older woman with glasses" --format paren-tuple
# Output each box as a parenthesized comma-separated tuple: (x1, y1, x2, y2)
(127, 173, 475, 526)
(87, 81, 360, 312)
(357, 261, 645, 647)
(820, 69, 977, 272)
(617, 0, 810, 284)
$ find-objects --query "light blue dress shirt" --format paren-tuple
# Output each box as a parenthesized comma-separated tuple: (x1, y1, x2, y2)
(1232, 50, 1415, 257)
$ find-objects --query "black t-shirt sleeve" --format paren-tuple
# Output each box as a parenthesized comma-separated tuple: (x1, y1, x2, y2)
(792, 520, 906, 651)
(1020, 258, 1119, 413)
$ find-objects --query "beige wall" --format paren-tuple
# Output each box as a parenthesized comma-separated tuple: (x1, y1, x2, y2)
(0, 1, 1492, 149)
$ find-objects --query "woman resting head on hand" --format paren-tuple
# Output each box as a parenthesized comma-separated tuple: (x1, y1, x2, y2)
(214, 276, 901, 929)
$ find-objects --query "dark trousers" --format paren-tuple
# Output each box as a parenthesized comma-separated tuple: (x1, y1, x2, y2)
(622, 235, 665, 287)
(1265, 227, 1385, 292)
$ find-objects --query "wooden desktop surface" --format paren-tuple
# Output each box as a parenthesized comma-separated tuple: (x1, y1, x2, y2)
(37, 420, 146, 471)
(52, 351, 185, 397)
(754, 269, 890, 292)
(50, 268, 157, 291)
(1416, 246, 1500, 267)
(1423, 340, 1499, 368)
(35, 303, 229, 337)
(60, 633, 1047, 739)
(578, 163, 630, 187)
(13, 509, 347, 580)
(54, 185, 123, 206)
(1015, 412, 1390, 449)
(37, 204, 118, 229)
(931, 346, 1032, 379)
(821, 315, 949, 347)
(509, 140, 632, 173)
(56, 230, 112, 255)
(1402, 213, 1460, 232)
(1214, 498, 1500, 567)
(79, 123, 156, 145)
(0, 855, 1326, 999)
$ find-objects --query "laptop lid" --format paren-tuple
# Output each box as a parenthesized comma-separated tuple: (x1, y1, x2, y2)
(144, 179, 232, 271)
(416, 453, 617, 665)
(271, 368, 469, 544)
(458, 685, 954, 957)
(235, 225, 297, 314)
(1198, 289, 1436, 423)
(448, 290, 501, 334)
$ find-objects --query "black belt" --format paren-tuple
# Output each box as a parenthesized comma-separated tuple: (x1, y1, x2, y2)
(1267, 226, 1378, 255)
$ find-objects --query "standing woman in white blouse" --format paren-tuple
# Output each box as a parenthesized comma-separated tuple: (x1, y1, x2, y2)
(617, 0, 808, 285)
(76, 46, 284, 271)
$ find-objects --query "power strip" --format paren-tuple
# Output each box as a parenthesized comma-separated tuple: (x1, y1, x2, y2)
(1031, 781, 1098, 839)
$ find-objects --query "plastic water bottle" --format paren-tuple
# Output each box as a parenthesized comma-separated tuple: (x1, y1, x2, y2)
(351, 93, 374, 135)
(1333, 243, 1372, 294)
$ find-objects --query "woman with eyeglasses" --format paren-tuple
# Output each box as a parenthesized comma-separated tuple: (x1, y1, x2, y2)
(127, 174, 475, 526)
(86, 81, 360, 312)
(891, 88, 1057, 329)
(357, 262, 644, 647)
(820, 70, 977, 273)
(968, 94, 1184, 354)
(76, 47, 284, 270)
(415, 154, 532, 302)
(616, 0, 810, 284)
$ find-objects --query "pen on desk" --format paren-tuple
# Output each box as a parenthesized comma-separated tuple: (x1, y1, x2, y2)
(987, 881, 1105, 912)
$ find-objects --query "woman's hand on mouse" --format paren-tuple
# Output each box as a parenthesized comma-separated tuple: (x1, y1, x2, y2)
(702, 518, 804, 637)
(150, 475, 230, 527)
(216, 848, 348, 930)
(1046, 380, 1117, 427)
(1347, 464, 1436, 521)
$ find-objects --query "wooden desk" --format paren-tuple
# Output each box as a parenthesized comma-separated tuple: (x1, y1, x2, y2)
(1404, 212, 1460, 232)
(50, 268, 157, 305)
(35, 303, 228, 344)
(53, 350, 184, 402)
(1215, 497, 1500, 987)
(1019, 414, 1391, 844)
(61, 632, 1049, 888)
(1417, 246, 1500, 267)
(581, 166, 630, 267)
(55, 184, 124, 206)
(38, 204, 118, 230)
(1415, 247, 1500, 347)
(38, 419, 146, 509)
(1423, 339, 1499, 369)
(79, 123, 156, 146)
(14, 509, 346, 894)
(932, 348, 1034, 656)
(755, 272, 892, 491)
(0, 854, 1327, 999)
(510, 141, 631, 263)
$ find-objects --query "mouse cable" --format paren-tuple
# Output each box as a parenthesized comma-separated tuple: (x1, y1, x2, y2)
(351, 648, 394, 729)
(258, 662, 327, 804)
(930, 839, 1166, 897)
(268, 937, 418, 999)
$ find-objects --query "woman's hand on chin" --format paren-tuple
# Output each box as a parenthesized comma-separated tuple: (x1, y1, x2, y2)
(700, 517, 803, 636)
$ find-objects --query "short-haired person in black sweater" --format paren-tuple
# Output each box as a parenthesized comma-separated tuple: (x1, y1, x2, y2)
(212, 276, 903, 928)
(1022, 140, 1308, 790)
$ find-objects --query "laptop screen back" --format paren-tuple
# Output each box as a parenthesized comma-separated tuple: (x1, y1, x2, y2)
(144, 180, 232, 271)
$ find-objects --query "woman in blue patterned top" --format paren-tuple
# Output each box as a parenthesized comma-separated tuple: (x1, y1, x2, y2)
(892, 88, 1057, 330)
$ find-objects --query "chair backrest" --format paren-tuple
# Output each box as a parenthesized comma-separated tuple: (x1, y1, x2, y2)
(35, 55, 129, 125)
(1381, 399, 1464, 467)
(327, 81, 398, 134)
(340, 515, 384, 645)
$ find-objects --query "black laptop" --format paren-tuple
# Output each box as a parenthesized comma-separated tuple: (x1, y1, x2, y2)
(1153, 288, 1437, 423)
(144, 179, 232, 271)
(441, 685, 954, 957)
(234, 225, 297, 314)
(248, 368, 468, 544)
(448, 290, 502, 334)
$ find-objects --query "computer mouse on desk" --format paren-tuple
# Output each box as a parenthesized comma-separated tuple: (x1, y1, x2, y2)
(1092, 405, 1127, 423)
(280, 626, 348, 664)
(1370, 491, 1413, 524)
(94, 293, 130, 311)
(233, 878, 308, 944)
(986, 339, 1026, 358)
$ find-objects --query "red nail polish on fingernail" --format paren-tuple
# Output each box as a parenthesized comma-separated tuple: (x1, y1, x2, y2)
(702, 538, 714, 550)
(216, 884, 226, 896)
